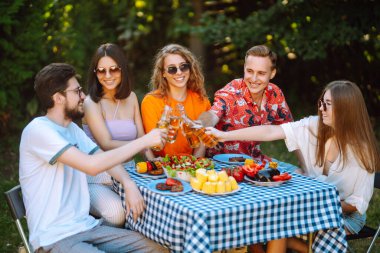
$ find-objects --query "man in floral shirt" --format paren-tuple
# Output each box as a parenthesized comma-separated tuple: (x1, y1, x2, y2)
(199, 45, 293, 162)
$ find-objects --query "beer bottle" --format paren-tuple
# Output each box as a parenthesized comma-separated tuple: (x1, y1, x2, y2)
(166, 105, 181, 144)
(177, 104, 201, 148)
(192, 125, 219, 148)
(151, 105, 171, 151)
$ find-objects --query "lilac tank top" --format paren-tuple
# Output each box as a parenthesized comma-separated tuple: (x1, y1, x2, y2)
(83, 100, 138, 184)
(83, 120, 137, 142)
(83, 100, 138, 142)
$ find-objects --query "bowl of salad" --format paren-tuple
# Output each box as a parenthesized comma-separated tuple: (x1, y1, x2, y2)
(161, 154, 214, 182)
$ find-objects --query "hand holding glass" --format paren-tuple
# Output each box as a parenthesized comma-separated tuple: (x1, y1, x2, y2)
(152, 105, 171, 151)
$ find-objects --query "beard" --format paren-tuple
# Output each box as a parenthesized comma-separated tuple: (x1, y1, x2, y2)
(64, 103, 84, 121)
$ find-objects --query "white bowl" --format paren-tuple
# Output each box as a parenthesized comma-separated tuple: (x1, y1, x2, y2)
(164, 168, 191, 182)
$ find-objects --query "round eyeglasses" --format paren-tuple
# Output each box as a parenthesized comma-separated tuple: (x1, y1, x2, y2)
(94, 66, 121, 77)
(165, 63, 190, 75)
(318, 99, 332, 111)
(61, 86, 83, 97)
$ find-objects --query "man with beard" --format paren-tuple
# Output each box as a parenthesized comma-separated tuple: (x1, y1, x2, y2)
(19, 63, 168, 253)
(198, 45, 294, 162)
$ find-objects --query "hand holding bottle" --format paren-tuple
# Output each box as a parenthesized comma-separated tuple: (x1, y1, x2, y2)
(204, 127, 224, 143)
(144, 128, 168, 150)
(177, 104, 201, 148)
(177, 104, 218, 148)
(152, 105, 171, 151)
(192, 125, 218, 147)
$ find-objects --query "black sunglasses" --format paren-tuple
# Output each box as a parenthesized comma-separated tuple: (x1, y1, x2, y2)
(166, 63, 190, 75)
(318, 99, 327, 111)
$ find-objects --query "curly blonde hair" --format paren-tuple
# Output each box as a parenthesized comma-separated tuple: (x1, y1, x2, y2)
(150, 44, 207, 100)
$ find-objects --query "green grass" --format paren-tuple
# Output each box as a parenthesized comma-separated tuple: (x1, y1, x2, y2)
(1, 136, 379, 253)
(1, 139, 23, 253)
(355, 187, 380, 253)
(261, 140, 299, 165)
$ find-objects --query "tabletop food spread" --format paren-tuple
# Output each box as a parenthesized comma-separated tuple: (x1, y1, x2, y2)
(136, 156, 293, 191)
(120, 157, 347, 253)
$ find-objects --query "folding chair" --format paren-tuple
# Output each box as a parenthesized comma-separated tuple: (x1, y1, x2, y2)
(346, 172, 380, 253)
(4, 185, 33, 253)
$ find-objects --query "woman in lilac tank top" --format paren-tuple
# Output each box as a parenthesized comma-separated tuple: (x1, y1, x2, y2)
(83, 43, 154, 227)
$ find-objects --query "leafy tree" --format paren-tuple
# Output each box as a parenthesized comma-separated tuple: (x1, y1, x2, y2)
(0, 0, 129, 136)
(1, 0, 379, 137)
(194, 0, 380, 118)
(117, 0, 196, 97)
(0, 0, 49, 136)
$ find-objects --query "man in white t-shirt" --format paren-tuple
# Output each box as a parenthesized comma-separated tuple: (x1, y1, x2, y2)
(19, 63, 168, 253)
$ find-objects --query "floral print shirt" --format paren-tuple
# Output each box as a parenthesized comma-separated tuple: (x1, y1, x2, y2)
(207, 78, 293, 161)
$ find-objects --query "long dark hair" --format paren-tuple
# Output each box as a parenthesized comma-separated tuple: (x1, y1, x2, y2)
(87, 43, 131, 102)
(315, 80, 379, 173)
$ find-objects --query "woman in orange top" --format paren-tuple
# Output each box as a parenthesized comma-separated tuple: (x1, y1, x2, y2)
(141, 44, 211, 157)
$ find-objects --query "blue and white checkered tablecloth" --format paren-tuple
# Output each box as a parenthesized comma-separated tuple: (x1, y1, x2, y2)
(113, 160, 347, 253)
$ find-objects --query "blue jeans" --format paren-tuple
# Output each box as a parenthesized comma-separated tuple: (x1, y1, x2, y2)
(37, 221, 168, 253)
(343, 211, 366, 234)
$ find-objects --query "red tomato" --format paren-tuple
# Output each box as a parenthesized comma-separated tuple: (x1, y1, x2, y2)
(281, 173, 292, 180)
(146, 161, 154, 171)
(272, 175, 282, 182)
(241, 165, 259, 178)
(166, 178, 182, 186)
(272, 173, 292, 181)
(232, 168, 245, 182)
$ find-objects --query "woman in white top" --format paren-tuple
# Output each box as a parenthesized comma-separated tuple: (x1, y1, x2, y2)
(207, 80, 379, 253)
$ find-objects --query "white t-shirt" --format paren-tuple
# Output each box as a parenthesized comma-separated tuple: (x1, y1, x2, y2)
(19, 117, 100, 250)
(280, 116, 374, 214)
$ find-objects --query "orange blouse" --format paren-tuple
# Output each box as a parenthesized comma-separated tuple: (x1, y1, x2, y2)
(141, 90, 211, 157)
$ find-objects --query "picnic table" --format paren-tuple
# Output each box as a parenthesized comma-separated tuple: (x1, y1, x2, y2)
(117, 159, 347, 253)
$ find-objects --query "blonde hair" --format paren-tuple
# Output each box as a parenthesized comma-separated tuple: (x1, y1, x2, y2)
(245, 45, 277, 70)
(315, 80, 379, 173)
(149, 44, 207, 100)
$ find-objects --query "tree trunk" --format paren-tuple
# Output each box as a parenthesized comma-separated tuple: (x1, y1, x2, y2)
(189, 0, 205, 64)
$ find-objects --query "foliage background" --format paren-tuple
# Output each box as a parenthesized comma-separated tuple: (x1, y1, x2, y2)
(1, 0, 379, 136)
(0, 0, 379, 252)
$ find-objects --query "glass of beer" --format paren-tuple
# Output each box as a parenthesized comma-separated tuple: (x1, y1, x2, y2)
(182, 121, 201, 148)
(166, 106, 181, 144)
(192, 125, 218, 148)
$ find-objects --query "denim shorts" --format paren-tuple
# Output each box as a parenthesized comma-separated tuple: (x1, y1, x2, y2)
(343, 211, 366, 234)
